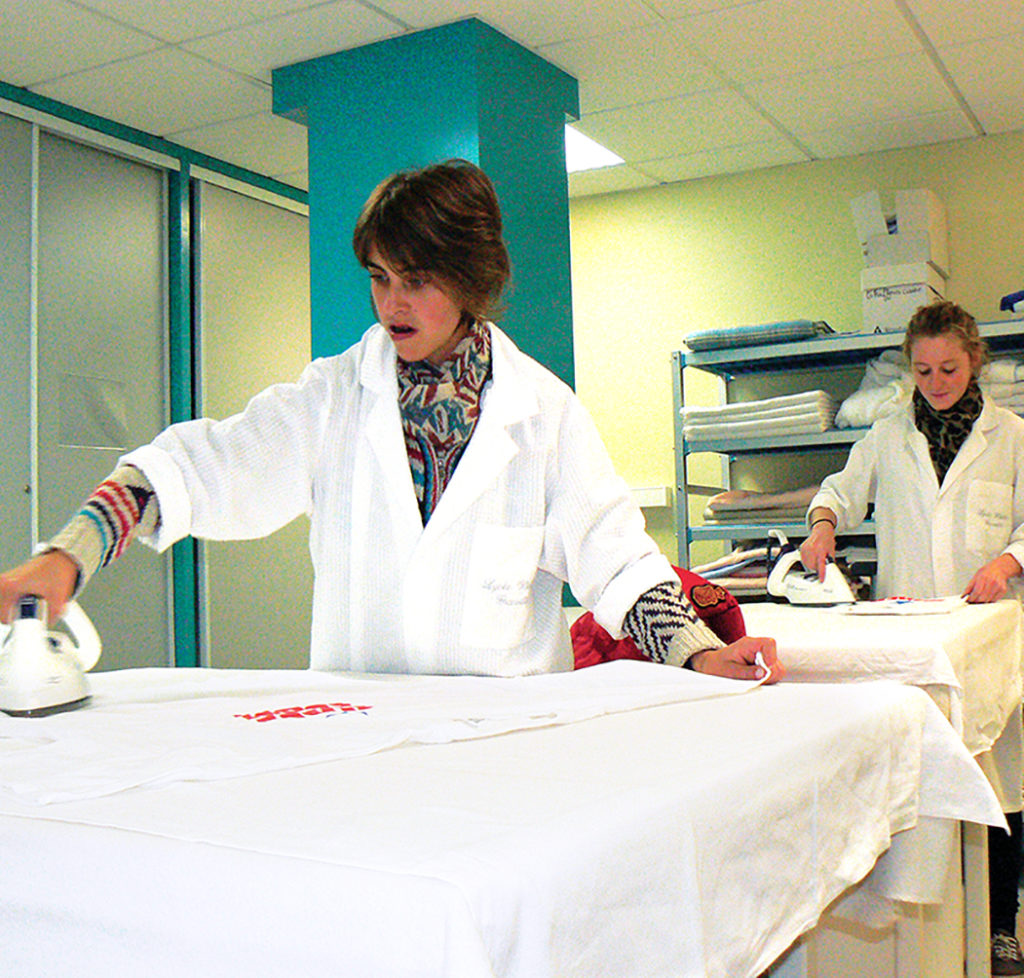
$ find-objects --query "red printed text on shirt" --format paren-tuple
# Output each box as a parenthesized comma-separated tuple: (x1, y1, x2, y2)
(234, 702, 373, 722)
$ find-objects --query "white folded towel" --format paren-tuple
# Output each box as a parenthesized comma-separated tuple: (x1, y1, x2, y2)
(982, 359, 1024, 385)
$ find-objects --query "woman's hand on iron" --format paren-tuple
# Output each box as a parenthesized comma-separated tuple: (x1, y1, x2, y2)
(0, 551, 79, 625)
(962, 554, 1022, 604)
(799, 525, 836, 582)
(688, 636, 784, 684)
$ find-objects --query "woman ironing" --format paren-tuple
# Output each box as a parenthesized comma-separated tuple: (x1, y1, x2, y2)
(800, 299, 1024, 974)
(0, 159, 780, 684)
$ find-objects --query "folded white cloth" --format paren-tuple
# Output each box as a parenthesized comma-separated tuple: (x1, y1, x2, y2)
(0, 663, 770, 805)
(982, 379, 1024, 399)
(682, 390, 835, 426)
(982, 359, 1024, 384)
(836, 379, 911, 428)
(864, 349, 905, 383)
(686, 414, 835, 440)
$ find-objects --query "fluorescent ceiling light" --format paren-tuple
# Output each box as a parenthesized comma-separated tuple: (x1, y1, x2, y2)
(564, 125, 624, 173)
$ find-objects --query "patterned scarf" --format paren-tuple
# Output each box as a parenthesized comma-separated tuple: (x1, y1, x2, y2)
(912, 379, 984, 484)
(396, 319, 492, 523)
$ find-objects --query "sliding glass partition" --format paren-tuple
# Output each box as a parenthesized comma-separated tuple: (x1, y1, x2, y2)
(195, 181, 312, 669)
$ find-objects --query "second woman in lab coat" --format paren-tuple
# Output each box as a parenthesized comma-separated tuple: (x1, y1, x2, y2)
(800, 299, 1024, 974)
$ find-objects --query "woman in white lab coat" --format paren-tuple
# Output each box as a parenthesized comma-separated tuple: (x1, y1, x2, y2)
(0, 159, 780, 684)
(800, 299, 1024, 974)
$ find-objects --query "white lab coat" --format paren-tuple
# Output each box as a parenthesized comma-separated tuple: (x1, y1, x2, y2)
(809, 396, 1024, 599)
(123, 323, 675, 675)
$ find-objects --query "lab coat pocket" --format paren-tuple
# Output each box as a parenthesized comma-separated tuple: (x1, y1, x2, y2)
(461, 525, 543, 649)
(966, 480, 1013, 555)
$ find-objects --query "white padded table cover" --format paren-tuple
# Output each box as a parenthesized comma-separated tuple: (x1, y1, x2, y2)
(0, 665, 1004, 978)
(743, 599, 1024, 759)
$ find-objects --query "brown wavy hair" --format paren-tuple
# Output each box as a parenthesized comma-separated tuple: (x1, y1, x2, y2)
(903, 300, 988, 376)
(352, 159, 511, 322)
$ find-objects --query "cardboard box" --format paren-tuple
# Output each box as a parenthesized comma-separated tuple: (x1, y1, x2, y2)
(851, 189, 949, 278)
(861, 262, 946, 333)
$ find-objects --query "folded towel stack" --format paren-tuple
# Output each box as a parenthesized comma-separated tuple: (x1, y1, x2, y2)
(682, 390, 837, 441)
(702, 485, 821, 525)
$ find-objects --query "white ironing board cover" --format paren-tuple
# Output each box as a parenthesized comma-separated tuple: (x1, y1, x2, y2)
(0, 666, 1003, 978)
(743, 599, 1024, 757)
(0, 662, 772, 804)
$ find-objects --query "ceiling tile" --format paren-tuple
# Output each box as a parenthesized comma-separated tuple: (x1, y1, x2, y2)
(182, 2, 402, 81)
(579, 88, 778, 162)
(3, 0, 1024, 192)
(170, 113, 308, 175)
(568, 165, 660, 198)
(803, 110, 977, 159)
(672, 0, 920, 85)
(747, 52, 960, 135)
(71, 0, 325, 44)
(644, 0, 765, 16)
(967, 98, 1024, 136)
(903, 0, 1024, 48)
(939, 34, 1024, 133)
(642, 137, 809, 182)
(368, 0, 661, 46)
(540, 24, 719, 114)
(0, 0, 162, 86)
(31, 48, 271, 136)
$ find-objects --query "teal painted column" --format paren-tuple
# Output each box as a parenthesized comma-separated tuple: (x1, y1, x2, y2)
(272, 18, 579, 386)
(166, 167, 200, 667)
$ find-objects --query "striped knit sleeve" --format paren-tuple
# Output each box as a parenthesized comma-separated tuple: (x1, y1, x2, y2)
(622, 580, 724, 667)
(46, 464, 160, 593)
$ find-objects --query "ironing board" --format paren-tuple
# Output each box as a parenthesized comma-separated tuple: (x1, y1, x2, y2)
(0, 664, 1004, 978)
(743, 599, 1024, 978)
(742, 599, 1024, 772)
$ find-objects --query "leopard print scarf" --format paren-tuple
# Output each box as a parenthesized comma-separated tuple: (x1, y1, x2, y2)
(912, 380, 984, 484)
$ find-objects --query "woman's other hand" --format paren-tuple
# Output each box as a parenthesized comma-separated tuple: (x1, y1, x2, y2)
(963, 554, 1022, 604)
(688, 635, 784, 683)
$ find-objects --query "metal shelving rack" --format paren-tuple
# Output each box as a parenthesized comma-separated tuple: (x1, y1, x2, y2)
(672, 318, 1024, 571)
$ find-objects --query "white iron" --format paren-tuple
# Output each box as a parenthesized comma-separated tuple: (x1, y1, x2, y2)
(766, 529, 857, 606)
(0, 596, 101, 717)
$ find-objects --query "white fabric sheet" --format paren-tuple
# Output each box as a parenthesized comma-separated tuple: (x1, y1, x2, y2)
(682, 391, 837, 439)
(0, 671, 1003, 978)
(743, 600, 1024, 760)
(680, 390, 834, 423)
(0, 662, 769, 805)
(684, 414, 835, 440)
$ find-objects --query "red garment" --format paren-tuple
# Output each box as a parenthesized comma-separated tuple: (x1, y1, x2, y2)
(571, 568, 745, 669)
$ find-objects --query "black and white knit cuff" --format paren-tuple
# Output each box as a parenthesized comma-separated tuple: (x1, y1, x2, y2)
(622, 580, 723, 667)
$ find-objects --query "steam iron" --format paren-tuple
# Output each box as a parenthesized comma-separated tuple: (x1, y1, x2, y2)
(0, 595, 101, 717)
(766, 529, 856, 606)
